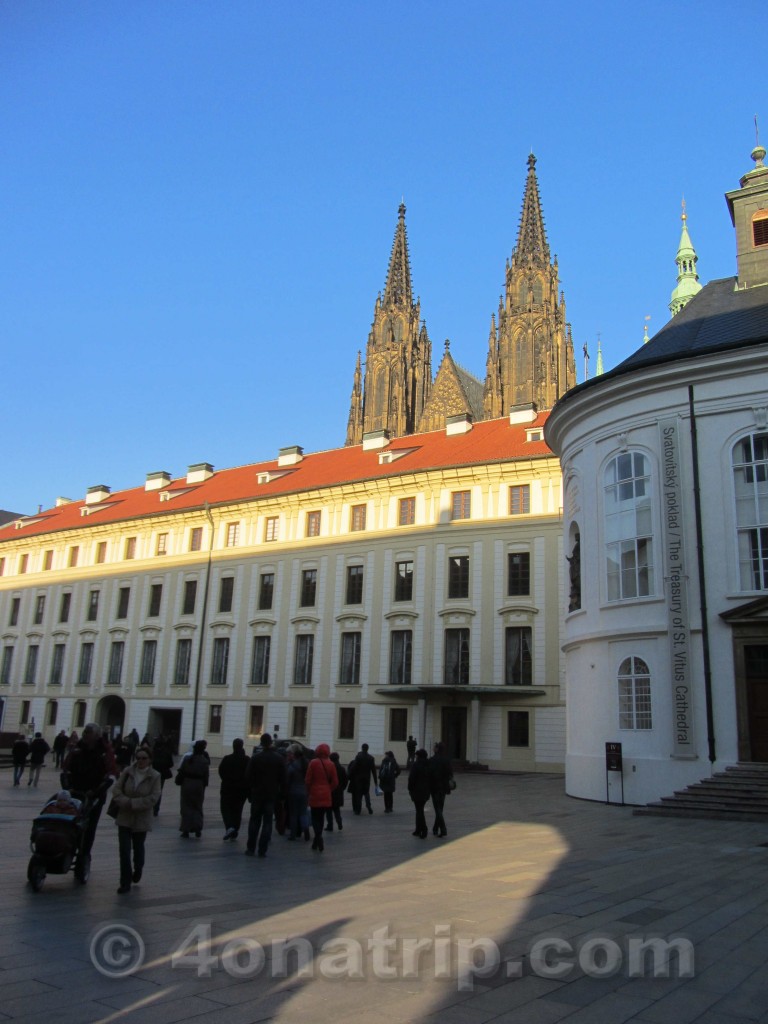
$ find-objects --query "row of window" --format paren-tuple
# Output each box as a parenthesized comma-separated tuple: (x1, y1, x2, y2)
(0, 625, 535, 691)
(4, 553, 533, 630)
(0, 485, 534, 578)
(592, 434, 768, 606)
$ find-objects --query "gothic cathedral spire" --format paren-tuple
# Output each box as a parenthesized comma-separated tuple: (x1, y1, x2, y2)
(484, 154, 576, 415)
(345, 204, 432, 445)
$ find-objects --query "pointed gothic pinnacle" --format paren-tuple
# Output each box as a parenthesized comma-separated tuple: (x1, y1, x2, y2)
(383, 202, 413, 308)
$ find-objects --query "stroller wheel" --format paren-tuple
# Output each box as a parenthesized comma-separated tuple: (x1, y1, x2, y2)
(74, 853, 91, 884)
(27, 856, 46, 892)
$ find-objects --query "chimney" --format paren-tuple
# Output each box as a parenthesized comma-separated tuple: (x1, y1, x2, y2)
(85, 485, 111, 504)
(277, 445, 304, 467)
(362, 429, 390, 450)
(186, 463, 214, 484)
(146, 471, 172, 491)
(55, 497, 73, 507)
(446, 414, 473, 436)
(508, 402, 538, 425)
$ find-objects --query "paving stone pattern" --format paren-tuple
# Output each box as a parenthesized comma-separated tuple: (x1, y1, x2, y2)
(3, 771, 768, 1023)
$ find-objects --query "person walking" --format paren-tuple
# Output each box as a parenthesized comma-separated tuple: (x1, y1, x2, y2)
(378, 750, 401, 813)
(285, 745, 310, 841)
(111, 747, 161, 894)
(348, 742, 378, 815)
(218, 738, 249, 840)
(325, 752, 347, 832)
(52, 730, 68, 770)
(406, 735, 417, 767)
(429, 741, 454, 838)
(12, 735, 30, 787)
(62, 723, 117, 870)
(407, 748, 431, 838)
(244, 733, 286, 858)
(177, 739, 209, 838)
(305, 744, 338, 852)
(28, 732, 51, 787)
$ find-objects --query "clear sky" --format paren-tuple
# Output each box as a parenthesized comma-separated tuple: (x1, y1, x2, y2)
(1, 1, 763, 516)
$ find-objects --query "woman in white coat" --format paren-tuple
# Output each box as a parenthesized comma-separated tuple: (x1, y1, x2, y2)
(111, 748, 161, 894)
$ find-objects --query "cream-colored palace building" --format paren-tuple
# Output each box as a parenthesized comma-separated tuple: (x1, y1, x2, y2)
(0, 410, 565, 768)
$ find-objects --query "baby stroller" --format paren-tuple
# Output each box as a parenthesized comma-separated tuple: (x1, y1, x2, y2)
(27, 790, 98, 891)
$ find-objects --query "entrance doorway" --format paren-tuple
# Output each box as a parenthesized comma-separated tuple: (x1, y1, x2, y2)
(745, 645, 768, 762)
(95, 696, 125, 741)
(147, 708, 182, 754)
(441, 707, 467, 761)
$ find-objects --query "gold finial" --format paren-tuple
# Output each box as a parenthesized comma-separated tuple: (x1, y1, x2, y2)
(681, 196, 687, 222)
(643, 315, 651, 344)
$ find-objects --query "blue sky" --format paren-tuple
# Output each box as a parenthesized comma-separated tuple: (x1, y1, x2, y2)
(1, 1, 763, 515)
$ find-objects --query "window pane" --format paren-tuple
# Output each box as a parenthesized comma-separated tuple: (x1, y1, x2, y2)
(339, 707, 355, 739)
(448, 555, 469, 599)
(339, 633, 361, 686)
(390, 630, 412, 685)
(294, 635, 314, 686)
(444, 629, 469, 685)
(259, 572, 274, 610)
(251, 636, 271, 686)
(219, 576, 234, 613)
(211, 638, 229, 685)
(346, 565, 363, 604)
(394, 560, 413, 601)
(508, 552, 530, 596)
(174, 639, 192, 686)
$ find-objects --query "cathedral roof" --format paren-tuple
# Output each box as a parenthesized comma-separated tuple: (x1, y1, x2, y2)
(0, 414, 553, 543)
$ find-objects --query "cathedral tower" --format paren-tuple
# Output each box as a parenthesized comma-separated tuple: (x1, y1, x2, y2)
(484, 155, 576, 415)
(345, 204, 432, 445)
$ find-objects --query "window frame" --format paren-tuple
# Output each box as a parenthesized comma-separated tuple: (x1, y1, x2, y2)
(507, 552, 531, 597)
(250, 635, 271, 686)
(618, 656, 652, 730)
(447, 555, 469, 599)
(350, 504, 367, 532)
(504, 626, 533, 686)
(394, 560, 414, 602)
(345, 564, 364, 605)
(300, 568, 317, 607)
(306, 510, 321, 537)
(339, 632, 361, 686)
(398, 497, 416, 526)
(210, 637, 230, 686)
(293, 634, 314, 686)
(509, 484, 531, 515)
(604, 451, 655, 602)
(138, 639, 156, 687)
(451, 490, 471, 521)
(444, 628, 470, 685)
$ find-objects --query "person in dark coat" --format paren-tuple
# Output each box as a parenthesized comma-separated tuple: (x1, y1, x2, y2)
(52, 730, 68, 769)
(218, 738, 249, 840)
(325, 752, 347, 832)
(429, 741, 454, 838)
(406, 735, 417, 767)
(12, 735, 30, 787)
(378, 750, 401, 813)
(285, 745, 310, 841)
(407, 748, 431, 838)
(177, 739, 209, 838)
(244, 733, 286, 857)
(62, 723, 117, 862)
(28, 732, 51, 787)
(348, 742, 378, 815)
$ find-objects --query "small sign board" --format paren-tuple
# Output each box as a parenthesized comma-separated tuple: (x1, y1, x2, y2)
(605, 742, 623, 772)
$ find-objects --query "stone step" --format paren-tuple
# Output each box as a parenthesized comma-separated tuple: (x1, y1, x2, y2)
(634, 803, 768, 822)
(634, 762, 768, 821)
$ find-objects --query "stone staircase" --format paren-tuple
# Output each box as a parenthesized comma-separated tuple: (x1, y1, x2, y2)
(634, 763, 768, 822)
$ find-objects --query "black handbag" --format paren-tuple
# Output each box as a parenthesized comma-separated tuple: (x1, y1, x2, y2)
(106, 798, 119, 819)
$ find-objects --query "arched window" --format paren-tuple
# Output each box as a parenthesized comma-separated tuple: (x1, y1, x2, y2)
(604, 452, 654, 600)
(618, 656, 652, 730)
(532, 278, 543, 304)
(733, 432, 768, 590)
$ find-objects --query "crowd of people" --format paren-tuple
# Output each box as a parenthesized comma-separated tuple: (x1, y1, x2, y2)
(12, 724, 455, 894)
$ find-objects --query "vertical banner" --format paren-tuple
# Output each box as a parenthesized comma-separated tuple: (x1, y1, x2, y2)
(659, 419, 696, 758)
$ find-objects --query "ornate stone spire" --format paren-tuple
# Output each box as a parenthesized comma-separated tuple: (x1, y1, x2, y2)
(345, 204, 432, 444)
(345, 351, 364, 446)
(382, 202, 413, 308)
(669, 199, 702, 316)
(515, 154, 550, 265)
(483, 154, 576, 415)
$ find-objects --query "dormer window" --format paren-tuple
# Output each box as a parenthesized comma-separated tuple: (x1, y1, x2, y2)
(526, 429, 543, 442)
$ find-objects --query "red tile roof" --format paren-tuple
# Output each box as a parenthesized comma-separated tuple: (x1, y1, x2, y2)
(0, 414, 553, 543)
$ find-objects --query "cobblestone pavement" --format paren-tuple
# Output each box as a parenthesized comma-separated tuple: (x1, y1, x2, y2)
(2, 770, 768, 1024)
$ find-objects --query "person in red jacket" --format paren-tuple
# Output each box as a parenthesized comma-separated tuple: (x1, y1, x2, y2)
(304, 743, 338, 853)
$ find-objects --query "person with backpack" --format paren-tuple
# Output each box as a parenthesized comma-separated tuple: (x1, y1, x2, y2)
(378, 750, 401, 813)
(325, 752, 347, 832)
